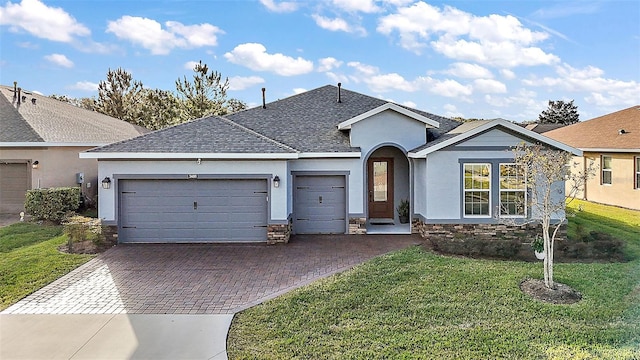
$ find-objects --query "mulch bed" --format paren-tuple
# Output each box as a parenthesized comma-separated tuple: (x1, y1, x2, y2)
(519, 278, 582, 304)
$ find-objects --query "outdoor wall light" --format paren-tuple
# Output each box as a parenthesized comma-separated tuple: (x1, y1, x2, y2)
(101, 176, 112, 189)
(273, 175, 280, 188)
(32, 160, 39, 169)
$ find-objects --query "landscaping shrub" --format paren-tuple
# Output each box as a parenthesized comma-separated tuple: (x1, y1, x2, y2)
(63, 215, 107, 253)
(25, 187, 81, 223)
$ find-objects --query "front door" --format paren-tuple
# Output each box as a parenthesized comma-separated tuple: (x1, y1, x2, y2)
(367, 157, 394, 219)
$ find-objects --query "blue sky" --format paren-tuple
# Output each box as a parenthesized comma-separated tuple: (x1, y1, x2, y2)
(1, 0, 638, 122)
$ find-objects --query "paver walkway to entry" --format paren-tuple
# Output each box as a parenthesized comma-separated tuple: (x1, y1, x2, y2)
(3, 235, 420, 315)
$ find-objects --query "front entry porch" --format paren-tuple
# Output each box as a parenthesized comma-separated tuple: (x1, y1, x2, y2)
(365, 145, 411, 235)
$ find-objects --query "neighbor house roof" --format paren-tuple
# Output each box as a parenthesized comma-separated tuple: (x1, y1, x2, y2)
(409, 119, 581, 157)
(85, 85, 460, 158)
(0, 85, 148, 145)
(544, 105, 640, 152)
(521, 123, 566, 134)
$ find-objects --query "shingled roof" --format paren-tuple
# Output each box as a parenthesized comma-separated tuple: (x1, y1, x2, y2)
(85, 84, 459, 155)
(544, 105, 640, 150)
(0, 85, 148, 144)
(90, 116, 296, 154)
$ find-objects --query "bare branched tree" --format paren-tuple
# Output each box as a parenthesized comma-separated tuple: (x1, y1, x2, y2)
(501, 143, 596, 289)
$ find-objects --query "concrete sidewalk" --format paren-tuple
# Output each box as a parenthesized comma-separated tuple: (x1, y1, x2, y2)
(0, 314, 233, 359)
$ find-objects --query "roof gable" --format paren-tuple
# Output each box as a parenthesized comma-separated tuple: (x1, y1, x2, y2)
(409, 119, 581, 157)
(225, 85, 455, 153)
(0, 90, 43, 142)
(337, 103, 440, 130)
(544, 105, 640, 151)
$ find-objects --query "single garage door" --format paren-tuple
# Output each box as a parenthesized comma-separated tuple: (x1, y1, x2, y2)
(294, 175, 346, 234)
(0, 162, 29, 213)
(119, 179, 268, 243)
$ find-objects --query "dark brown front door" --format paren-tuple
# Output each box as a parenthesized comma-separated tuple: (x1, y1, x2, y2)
(367, 157, 394, 219)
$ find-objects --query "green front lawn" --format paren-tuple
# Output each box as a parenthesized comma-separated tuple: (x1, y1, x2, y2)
(228, 201, 640, 359)
(0, 223, 93, 310)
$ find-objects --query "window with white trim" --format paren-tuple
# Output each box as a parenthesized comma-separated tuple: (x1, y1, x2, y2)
(636, 156, 640, 189)
(601, 155, 612, 185)
(499, 163, 526, 217)
(464, 163, 491, 217)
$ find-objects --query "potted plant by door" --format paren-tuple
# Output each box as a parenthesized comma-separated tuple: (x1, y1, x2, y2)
(397, 199, 410, 224)
(531, 236, 545, 260)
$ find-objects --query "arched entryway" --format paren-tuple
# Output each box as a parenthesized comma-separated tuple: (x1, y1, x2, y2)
(365, 145, 411, 233)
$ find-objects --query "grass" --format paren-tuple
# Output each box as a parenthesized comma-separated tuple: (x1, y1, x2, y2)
(228, 201, 640, 359)
(0, 222, 93, 310)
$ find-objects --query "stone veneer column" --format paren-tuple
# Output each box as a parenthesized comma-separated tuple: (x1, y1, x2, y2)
(267, 221, 292, 244)
(348, 217, 367, 234)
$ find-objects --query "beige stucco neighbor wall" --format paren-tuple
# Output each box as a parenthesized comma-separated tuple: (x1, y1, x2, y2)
(0, 146, 98, 200)
(573, 152, 640, 210)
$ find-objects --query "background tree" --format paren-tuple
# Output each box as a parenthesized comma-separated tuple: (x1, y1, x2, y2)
(96, 68, 143, 123)
(508, 143, 595, 289)
(175, 60, 246, 120)
(538, 100, 579, 125)
(50, 94, 97, 111)
(129, 89, 183, 130)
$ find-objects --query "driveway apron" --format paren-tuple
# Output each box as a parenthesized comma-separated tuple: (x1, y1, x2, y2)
(1, 234, 420, 359)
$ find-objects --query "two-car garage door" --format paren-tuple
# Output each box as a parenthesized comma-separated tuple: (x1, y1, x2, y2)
(119, 179, 268, 243)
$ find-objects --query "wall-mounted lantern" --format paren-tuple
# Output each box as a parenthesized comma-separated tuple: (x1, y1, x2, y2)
(32, 160, 39, 169)
(273, 175, 280, 188)
(101, 177, 112, 189)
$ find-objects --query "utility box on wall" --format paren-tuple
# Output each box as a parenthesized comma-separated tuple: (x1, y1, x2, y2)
(76, 172, 84, 184)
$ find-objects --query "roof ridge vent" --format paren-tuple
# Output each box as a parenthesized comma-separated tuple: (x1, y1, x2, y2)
(337, 82, 342, 103)
(618, 129, 626, 135)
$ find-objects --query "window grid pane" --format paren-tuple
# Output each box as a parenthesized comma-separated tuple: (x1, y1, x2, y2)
(602, 156, 612, 185)
(464, 164, 490, 216)
(499, 164, 526, 217)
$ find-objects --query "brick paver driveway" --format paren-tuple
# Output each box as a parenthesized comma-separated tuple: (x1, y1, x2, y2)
(3, 235, 420, 315)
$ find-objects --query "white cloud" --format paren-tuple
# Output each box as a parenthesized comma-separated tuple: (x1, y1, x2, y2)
(445, 62, 493, 79)
(259, 0, 298, 13)
(348, 61, 473, 98)
(224, 43, 314, 76)
(331, 0, 380, 13)
(293, 88, 307, 94)
(443, 103, 464, 118)
(106, 16, 223, 55)
(500, 69, 516, 79)
(523, 63, 640, 107)
(472, 78, 507, 93)
(317, 57, 343, 72)
(0, 0, 90, 42)
(184, 61, 199, 71)
(325, 71, 349, 84)
(68, 81, 98, 91)
(228, 76, 265, 91)
(377, 2, 558, 67)
(402, 100, 417, 108)
(44, 53, 73, 68)
(312, 14, 366, 35)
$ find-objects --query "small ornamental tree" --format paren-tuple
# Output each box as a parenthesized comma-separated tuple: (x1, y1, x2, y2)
(508, 143, 596, 289)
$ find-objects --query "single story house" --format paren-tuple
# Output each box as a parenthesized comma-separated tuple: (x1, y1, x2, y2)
(81, 85, 579, 244)
(544, 105, 640, 210)
(0, 83, 148, 214)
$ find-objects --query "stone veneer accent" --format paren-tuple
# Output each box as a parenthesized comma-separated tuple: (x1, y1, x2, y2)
(267, 221, 292, 244)
(413, 220, 566, 242)
(103, 225, 119, 246)
(349, 217, 367, 235)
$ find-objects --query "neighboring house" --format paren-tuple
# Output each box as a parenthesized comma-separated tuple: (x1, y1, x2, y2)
(544, 105, 640, 210)
(520, 123, 566, 134)
(0, 84, 148, 214)
(81, 85, 579, 244)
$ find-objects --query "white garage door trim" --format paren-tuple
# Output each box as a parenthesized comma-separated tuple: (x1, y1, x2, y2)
(117, 175, 270, 243)
(293, 173, 348, 234)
